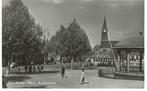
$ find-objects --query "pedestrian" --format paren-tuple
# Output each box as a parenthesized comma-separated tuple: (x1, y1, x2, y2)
(41, 64, 44, 71)
(63, 64, 66, 77)
(29, 65, 32, 73)
(24, 65, 28, 73)
(81, 64, 84, 71)
(18, 67, 20, 72)
(80, 68, 85, 84)
(33, 65, 36, 72)
(2, 75, 7, 88)
(61, 63, 65, 78)
(38, 64, 40, 72)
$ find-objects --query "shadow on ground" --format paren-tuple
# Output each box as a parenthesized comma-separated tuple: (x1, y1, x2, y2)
(9, 71, 60, 75)
(6, 76, 31, 82)
(99, 74, 144, 81)
(21, 85, 47, 88)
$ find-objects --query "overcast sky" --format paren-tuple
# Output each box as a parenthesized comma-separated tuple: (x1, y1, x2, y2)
(3, 0, 144, 48)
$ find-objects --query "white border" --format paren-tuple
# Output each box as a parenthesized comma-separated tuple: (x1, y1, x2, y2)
(0, 0, 146, 91)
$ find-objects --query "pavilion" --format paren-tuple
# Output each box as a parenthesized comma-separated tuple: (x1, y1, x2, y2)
(112, 34, 144, 80)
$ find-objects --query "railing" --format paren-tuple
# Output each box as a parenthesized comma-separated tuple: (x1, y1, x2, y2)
(98, 67, 115, 78)
(96, 58, 115, 67)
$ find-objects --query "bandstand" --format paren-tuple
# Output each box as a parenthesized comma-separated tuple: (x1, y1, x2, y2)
(113, 35, 144, 80)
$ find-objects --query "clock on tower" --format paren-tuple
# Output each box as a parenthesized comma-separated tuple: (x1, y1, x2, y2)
(100, 16, 111, 48)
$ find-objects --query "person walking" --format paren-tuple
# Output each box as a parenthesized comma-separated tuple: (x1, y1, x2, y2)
(33, 65, 36, 72)
(81, 64, 84, 71)
(24, 65, 28, 73)
(80, 68, 85, 84)
(29, 65, 32, 73)
(38, 64, 40, 72)
(61, 63, 65, 78)
(2, 75, 7, 88)
(41, 64, 44, 72)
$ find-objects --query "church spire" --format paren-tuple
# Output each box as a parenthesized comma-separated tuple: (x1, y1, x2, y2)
(102, 16, 108, 32)
(101, 16, 109, 40)
(100, 16, 111, 48)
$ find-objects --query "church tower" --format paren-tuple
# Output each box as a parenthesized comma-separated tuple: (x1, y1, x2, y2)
(100, 16, 111, 48)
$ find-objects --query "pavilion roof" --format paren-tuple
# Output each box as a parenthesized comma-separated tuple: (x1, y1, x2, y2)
(113, 35, 144, 49)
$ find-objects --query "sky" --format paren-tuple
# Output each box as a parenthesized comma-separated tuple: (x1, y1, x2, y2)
(2, 0, 144, 48)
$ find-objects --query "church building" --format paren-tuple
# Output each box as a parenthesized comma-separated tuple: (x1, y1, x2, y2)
(101, 16, 119, 49)
(94, 16, 119, 66)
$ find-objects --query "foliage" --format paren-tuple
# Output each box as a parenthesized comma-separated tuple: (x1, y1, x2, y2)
(49, 19, 91, 62)
(2, 0, 44, 65)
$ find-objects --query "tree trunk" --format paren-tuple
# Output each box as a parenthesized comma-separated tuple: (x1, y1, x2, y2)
(71, 57, 73, 70)
(6, 59, 10, 76)
(44, 56, 46, 65)
(7, 53, 13, 75)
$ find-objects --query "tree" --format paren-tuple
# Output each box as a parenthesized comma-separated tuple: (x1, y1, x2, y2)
(66, 19, 91, 69)
(41, 26, 51, 64)
(49, 25, 67, 55)
(49, 19, 91, 69)
(2, 0, 44, 71)
(66, 19, 91, 57)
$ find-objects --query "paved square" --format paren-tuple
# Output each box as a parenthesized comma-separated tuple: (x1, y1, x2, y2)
(6, 70, 144, 88)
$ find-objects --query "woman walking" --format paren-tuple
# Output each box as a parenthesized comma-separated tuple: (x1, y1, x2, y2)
(61, 63, 65, 78)
(80, 68, 85, 84)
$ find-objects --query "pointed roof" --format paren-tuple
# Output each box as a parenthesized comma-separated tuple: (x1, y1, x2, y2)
(101, 16, 109, 45)
(114, 35, 144, 48)
(102, 16, 108, 31)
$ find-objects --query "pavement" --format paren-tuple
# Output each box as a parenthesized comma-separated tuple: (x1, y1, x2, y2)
(5, 70, 144, 88)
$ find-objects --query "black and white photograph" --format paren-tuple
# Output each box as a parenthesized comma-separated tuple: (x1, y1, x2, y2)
(2, 0, 144, 88)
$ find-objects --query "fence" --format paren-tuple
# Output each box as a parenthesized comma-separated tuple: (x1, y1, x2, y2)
(98, 67, 115, 78)
(96, 58, 115, 67)
(119, 58, 144, 72)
